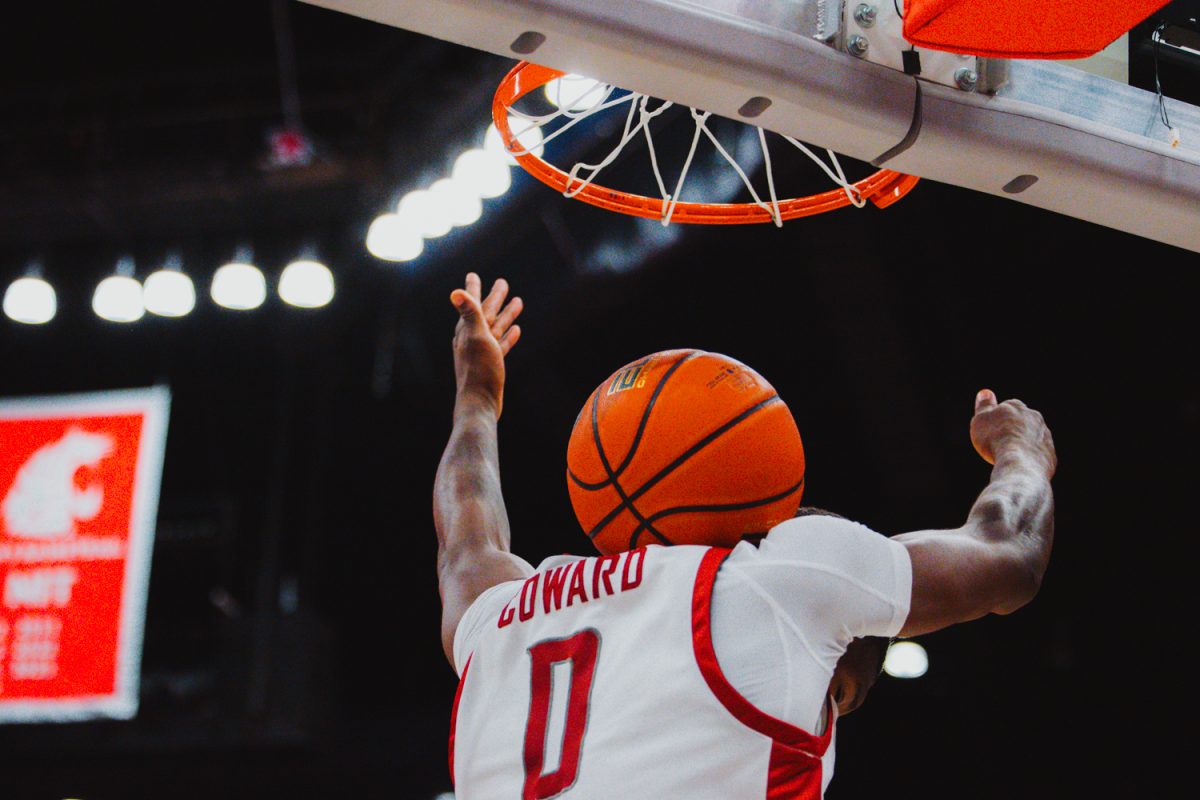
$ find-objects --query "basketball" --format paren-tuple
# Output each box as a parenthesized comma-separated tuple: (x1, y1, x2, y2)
(566, 349, 805, 554)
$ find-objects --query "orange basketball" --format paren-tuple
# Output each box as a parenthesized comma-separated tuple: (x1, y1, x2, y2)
(566, 349, 805, 555)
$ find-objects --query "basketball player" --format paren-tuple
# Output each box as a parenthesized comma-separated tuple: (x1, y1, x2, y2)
(435, 274, 1056, 798)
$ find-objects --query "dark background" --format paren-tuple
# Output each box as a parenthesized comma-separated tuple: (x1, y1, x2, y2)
(1, 2, 1197, 798)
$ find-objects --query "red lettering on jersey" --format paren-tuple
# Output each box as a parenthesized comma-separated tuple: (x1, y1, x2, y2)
(593, 554, 620, 598)
(501, 552, 649, 629)
(497, 595, 517, 628)
(519, 573, 541, 622)
(542, 566, 569, 613)
(621, 548, 646, 591)
(522, 631, 600, 799)
(566, 560, 589, 606)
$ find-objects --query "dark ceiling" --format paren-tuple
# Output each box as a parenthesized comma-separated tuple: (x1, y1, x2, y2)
(1, 2, 1197, 799)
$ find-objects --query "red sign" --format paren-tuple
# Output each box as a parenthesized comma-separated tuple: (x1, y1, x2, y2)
(0, 388, 169, 723)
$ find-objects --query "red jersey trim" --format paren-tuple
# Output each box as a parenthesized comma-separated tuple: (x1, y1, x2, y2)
(449, 655, 472, 786)
(691, 547, 834, 757)
(767, 741, 825, 800)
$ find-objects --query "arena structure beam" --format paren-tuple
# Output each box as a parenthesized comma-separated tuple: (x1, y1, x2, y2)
(302, 0, 1200, 254)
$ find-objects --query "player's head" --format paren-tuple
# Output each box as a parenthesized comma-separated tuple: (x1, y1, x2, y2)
(566, 349, 805, 554)
(793, 506, 845, 520)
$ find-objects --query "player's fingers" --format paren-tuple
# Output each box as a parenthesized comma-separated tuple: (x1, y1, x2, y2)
(464, 272, 483, 301)
(491, 296, 523, 340)
(481, 278, 509, 322)
(975, 388, 997, 414)
(451, 288, 486, 329)
(499, 324, 522, 356)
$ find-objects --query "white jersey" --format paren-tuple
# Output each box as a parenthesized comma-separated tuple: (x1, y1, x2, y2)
(451, 542, 882, 799)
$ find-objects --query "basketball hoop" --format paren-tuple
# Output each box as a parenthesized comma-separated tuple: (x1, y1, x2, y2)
(493, 62, 919, 226)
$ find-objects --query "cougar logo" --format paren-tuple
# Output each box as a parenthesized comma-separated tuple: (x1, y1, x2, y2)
(2, 428, 115, 539)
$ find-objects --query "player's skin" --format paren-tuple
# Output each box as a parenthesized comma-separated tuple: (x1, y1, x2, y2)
(433, 275, 886, 716)
(434, 273, 1056, 661)
(434, 273, 534, 666)
(830, 637, 888, 717)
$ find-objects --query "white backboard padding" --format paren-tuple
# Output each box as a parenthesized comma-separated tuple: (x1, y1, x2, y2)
(303, 0, 919, 161)
(888, 61, 1200, 250)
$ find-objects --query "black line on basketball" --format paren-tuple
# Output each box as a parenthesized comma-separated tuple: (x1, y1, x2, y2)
(570, 351, 699, 491)
(611, 351, 699, 477)
(587, 394, 781, 539)
(625, 477, 805, 545)
(590, 377, 672, 546)
(629, 525, 676, 551)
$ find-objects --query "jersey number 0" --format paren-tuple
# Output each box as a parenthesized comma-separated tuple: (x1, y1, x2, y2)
(522, 630, 601, 799)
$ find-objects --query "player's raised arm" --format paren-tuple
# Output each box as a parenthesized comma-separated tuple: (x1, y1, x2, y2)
(434, 274, 532, 667)
(894, 390, 1056, 637)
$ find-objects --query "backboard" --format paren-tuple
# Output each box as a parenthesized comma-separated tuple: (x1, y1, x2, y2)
(302, 0, 1200, 253)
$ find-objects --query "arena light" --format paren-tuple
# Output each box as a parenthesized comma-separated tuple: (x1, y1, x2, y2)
(211, 261, 267, 310)
(430, 178, 483, 227)
(398, 189, 453, 239)
(3, 275, 56, 325)
(452, 149, 511, 199)
(278, 259, 334, 308)
(543, 73, 606, 111)
(883, 640, 928, 679)
(93, 259, 144, 323)
(367, 213, 425, 262)
(143, 268, 196, 318)
(485, 115, 545, 163)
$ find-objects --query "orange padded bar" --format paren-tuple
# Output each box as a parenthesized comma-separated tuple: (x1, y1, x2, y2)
(902, 0, 1170, 59)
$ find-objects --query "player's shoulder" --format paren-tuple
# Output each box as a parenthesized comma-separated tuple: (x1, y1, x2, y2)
(740, 513, 896, 565)
(768, 513, 884, 541)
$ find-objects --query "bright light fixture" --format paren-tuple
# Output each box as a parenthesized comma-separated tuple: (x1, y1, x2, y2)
(883, 640, 929, 679)
(143, 269, 196, 317)
(485, 115, 545, 163)
(430, 178, 483, 227)
(367, 213, 425, 262)
(543, 74, 606, 112)
(452, 149, 511, 200)
(398, 189, 453, 239)
(93, 276, 144, 323)
(3, 276, 56, 325)
(278, 259, 334, 308)
(211, 262, 267, 310)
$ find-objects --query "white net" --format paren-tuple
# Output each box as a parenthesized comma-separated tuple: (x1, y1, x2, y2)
(503, 75, 868, 226)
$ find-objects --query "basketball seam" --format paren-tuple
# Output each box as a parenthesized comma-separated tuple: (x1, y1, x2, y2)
(589, 374, 674, 547)
(625, 477, 805, 548)
(568, 351, 698, 491)
(587, 394, 782, 541)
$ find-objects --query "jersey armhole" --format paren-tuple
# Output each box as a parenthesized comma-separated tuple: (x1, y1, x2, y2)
(448, 654, 472, 786)
(691, 547, 834, 757)
(453, 581, 522, 675)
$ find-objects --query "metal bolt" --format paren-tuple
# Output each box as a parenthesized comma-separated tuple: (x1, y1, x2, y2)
(848, 35, 869, 58)
(854, 4, 878, 28)
(955, 67, 978, 92)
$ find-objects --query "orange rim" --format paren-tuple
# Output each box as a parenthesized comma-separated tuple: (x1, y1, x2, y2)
(494, 62, 919, 225)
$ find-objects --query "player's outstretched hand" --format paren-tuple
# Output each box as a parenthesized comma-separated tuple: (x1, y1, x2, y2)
(969, 389, 1056, 477)
(450, 273, 523, 419)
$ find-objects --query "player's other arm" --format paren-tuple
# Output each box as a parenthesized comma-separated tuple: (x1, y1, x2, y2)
(434, 274, 533, 667)
(894, 390, 1056, 637)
